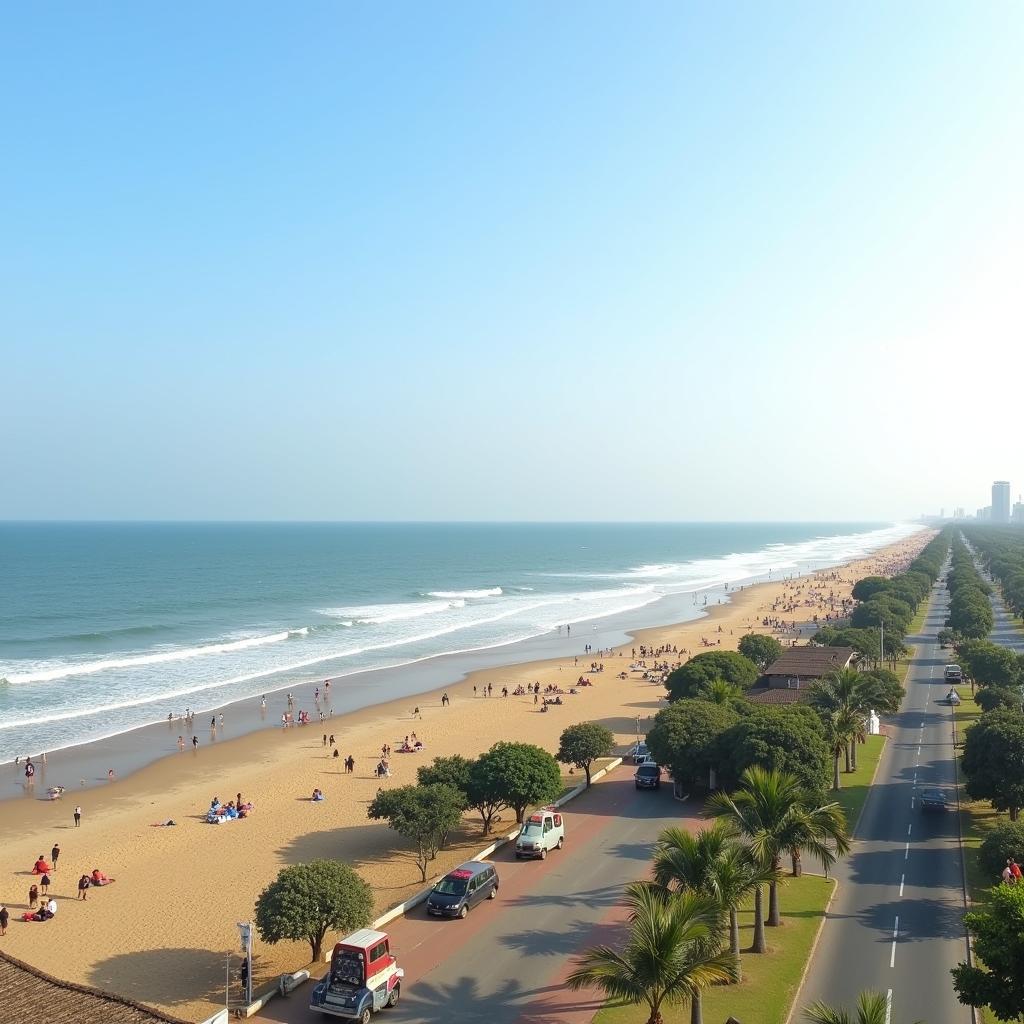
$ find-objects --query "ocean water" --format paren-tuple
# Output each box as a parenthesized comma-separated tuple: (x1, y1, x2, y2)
(0, 521, 919, 761)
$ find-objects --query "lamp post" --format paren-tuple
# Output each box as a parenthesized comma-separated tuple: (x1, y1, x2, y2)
(635, 715, 640, 746)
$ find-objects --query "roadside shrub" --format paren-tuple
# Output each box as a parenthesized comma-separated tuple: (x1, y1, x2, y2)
(979, 821, 1024, 882)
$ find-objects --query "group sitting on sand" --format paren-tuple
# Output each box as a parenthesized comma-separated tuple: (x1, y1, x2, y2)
(206, 795, 254, 824)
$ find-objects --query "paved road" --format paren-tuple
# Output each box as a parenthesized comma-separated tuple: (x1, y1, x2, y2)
(262, 771, 694, 1024)
(798, 578, 971, 1024)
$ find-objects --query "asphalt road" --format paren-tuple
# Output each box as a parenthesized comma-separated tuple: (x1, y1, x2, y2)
(797, 577, 972, 1024)
(261, 770, 692, 1024)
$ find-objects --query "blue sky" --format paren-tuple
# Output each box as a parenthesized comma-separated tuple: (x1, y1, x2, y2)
(2, 2, 1021, 520)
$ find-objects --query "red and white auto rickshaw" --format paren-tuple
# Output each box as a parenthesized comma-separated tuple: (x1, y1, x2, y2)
(310, 928, 403, 1022)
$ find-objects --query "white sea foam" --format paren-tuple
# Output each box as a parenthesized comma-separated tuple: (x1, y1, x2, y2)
(1, 630, 295, 685)
(425, 587, 503, 599)
(319, 600, 465, 625)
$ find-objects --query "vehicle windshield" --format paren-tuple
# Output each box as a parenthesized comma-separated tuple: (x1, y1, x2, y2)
(521, 822, 544, 836)
(434, 876, 469, 895)
(637, 765, 658, 774)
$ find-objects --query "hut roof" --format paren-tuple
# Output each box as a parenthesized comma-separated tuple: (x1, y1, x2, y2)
(0, 950, 187, 1024)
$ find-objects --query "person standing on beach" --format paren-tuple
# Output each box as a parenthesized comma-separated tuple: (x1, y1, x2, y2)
(0, 903, 8, 935)
(178, 735, 185, 751)
(441, 692, 449, 707)
(78, 875, 89, 900)
(40, 873, 51, 896)
(51, 843, 60, 871)
(28, 884, 38, 909)
(74, 805, 82, 827)
(192, 735, 199, 749)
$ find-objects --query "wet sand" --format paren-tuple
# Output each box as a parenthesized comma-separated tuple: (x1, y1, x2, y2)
(0, 532, 930, 1022)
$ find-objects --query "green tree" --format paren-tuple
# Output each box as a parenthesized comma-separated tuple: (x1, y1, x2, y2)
(665, 651, 759, 701)
(820, 707, 862, 790)
(696, 679, 744, 707)
(851, 576, 890, 601)
(254, 860, 373, 962)
(809, 668, 898, 773)
(646, 700, 739, 794)
(720, 706, 831, 796)
(706, 766, 849, 927)
(975, 686, 1021, 713)
(478, 741, 562, 823)
(565, 882, 737, 1024)
(556, 722, 615, 787)
(804, 990, 921, 1024)
(978, 820, 1024, 881)
(738, 633, 784, 671)
(952, 883, 1024, 1020)
(961, 708, 1024, 820)
(653, 822, 777, 978)
(416, 754, 472, 798)
(367, 783, 466, 880)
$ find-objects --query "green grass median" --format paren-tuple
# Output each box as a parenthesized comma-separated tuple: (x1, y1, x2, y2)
(594, 874, 835, 1024)
(832, 733, 885, 836)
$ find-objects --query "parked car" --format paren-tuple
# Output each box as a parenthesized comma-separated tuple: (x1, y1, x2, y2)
(628, 742, 650, 764)
(919, 788, 949, 811)
(425, 861, 498, 918)
(515, 807, 565, 859)
(634, 763, 661, 790)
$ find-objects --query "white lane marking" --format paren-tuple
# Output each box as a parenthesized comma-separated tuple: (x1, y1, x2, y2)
(886, 989, 893, 1024)
(917, 745, 921, 755)
(899, 874, 904, 896)
(910, 797, 915, 809)
(890, 915, 899, 966)
(907, 823, 912, 836)
(913, 772, 917, 785)
(904, 841, 910, 860)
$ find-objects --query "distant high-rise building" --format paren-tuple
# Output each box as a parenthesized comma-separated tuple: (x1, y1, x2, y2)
(953, 507, 966, 520)
(978, 506, 992, 521)
(993, 481, 1011, 523)
(1013, 500, 1024, 523)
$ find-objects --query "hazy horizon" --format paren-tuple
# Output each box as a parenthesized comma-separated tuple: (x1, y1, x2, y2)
(3, 3, 1021, 521)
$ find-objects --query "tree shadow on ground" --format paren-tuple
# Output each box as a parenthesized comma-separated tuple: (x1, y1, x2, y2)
(498, 912, 623, 957)
(89, 947, 231, 1007)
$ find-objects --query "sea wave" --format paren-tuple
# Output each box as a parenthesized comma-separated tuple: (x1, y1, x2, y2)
(424, 587, 503, 599)
(318, 599, 466, 625)
(0, 630, 296, 685)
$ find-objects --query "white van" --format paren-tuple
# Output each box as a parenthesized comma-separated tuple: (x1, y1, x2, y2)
(514, 808, 565, 859)
(944, 665, 963, 682)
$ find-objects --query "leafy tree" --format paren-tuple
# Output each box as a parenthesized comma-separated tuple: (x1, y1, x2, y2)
(367, 783, 466, 880)
(975, 686, 1021, 713)
(646, 700, 739, 794)
(557, 722, 615, 787)
(804, 990, 921, 1024)
(857, 669, 904, 715)
(978, 820, 1024, 881)
(565, 882, 737, 1024)
(937, 627, 959, 649)
(465, 757, 510, 835)
(812, 627, 882, 664)
(720, 706, 831, 796)
(706, 766, 849, 927)
(851, 595, 912, 637)
(952, 882, 1024, 1020)
(653, 822, 777, 977)
(820, 707, 862, 790)
(478, 741, 562, 823)
(961, 708, 1024, 820)
(809, 668, 899, 773)
(665, 651, 759, 701)
(957, 639, 1020, 688)
(416, 754, 472, 798)
(851, 576, 889, 601)
(738, 634, 784, 671)
(254, 860, 373, 962)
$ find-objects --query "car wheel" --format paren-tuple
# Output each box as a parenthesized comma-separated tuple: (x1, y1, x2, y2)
(557, 836, 564, 849)
(359, 1009, 372, 1024)
(488, 885, 497, 899)
(515, 853, 521, 859)
(540, 847, 547, 860)
(387, 983, 400, 1008)
(459, 904, 468, 918)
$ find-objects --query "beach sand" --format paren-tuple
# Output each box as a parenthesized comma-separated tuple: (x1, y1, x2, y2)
(0, 532, 931, 1022)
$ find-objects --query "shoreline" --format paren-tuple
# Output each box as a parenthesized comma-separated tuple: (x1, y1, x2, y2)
(0, 531, 932, 1023)
(3, 529, 924, 801)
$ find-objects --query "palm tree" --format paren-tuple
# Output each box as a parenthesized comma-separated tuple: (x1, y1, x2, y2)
(820, 707, 861, 789)
(697, 679, 743, 705)
(705, 766, 850, 926)
(566, 881, 738, 1024)
(653, 822, 778, 976)
(810, 670, 869, 772)
(804, 990, 922, 1024)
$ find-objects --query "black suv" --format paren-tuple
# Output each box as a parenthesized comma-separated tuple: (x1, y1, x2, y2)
(425, 861, 498, 918)
(634, 763, 661, 790)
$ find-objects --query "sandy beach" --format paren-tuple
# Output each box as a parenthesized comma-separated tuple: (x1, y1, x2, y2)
(0, 531, 930, 1022)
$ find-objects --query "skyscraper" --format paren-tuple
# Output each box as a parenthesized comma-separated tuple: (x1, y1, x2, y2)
(992, 481, 1011, 523)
